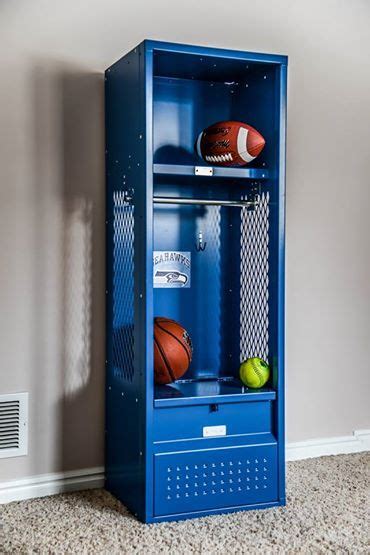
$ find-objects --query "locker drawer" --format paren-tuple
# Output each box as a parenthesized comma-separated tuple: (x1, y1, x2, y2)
(153, 400, 273, 442)
(154, 443, 278, 516)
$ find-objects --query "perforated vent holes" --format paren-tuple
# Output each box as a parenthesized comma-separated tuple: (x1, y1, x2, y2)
(154, 444, 278, 516)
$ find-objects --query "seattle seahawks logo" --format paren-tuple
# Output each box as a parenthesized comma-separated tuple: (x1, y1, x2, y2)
(153, 251, 191, 289)
(155, 270, 188, 286)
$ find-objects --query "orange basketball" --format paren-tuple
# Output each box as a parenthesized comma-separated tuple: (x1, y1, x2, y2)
(154, 317, 193, 385)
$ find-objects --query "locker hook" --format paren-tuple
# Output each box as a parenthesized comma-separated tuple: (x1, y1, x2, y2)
(195, 231, 207, 252)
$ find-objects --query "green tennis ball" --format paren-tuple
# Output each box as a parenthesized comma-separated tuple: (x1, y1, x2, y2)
(239, 357, 270, 388)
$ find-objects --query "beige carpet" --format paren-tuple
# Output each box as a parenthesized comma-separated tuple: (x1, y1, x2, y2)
(1, 453, 368, 553)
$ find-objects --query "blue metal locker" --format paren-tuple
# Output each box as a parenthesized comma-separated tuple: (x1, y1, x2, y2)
(105, 40, 287, 523)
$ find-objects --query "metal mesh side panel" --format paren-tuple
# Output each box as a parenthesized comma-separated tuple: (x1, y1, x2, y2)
(240, 192, 270, 361)
(112, 191, 134, 382)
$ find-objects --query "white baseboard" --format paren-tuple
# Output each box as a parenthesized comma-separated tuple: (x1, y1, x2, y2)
(1, 430, 369, 504)
(286, 429, 370, 461)
(0, 466, 104, 504)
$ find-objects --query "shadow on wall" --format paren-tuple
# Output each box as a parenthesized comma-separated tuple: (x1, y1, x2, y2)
(31, 63, 105, 474)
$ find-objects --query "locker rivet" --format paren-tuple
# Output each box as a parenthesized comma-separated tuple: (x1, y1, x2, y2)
(139, 451, 143, 456)
(105, 290, 108, 294)
(263, 75, 267, 79)
(137, 163, 140, 166)
(121, 392, 124, 396)
(135, 398, 138, 402)
(139, 134, 143, 139)
(108, 386, 111, 390)
(139, 294, 143, 299)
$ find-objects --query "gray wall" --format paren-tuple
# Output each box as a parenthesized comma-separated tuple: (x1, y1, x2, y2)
(1, 0, 369, 481)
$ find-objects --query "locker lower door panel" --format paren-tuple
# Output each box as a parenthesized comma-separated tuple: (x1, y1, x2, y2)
(154, 443, 277, 517)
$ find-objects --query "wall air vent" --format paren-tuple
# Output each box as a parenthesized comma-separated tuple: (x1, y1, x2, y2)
(0, 393, 28, 459)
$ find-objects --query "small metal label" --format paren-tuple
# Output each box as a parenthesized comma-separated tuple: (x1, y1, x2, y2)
(153, 251, 191, 288)
(203, 425, 227, 438)
(195, 166, 213, 176)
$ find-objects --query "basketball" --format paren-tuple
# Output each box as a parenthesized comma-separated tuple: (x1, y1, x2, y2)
(154, 317, 193, 385)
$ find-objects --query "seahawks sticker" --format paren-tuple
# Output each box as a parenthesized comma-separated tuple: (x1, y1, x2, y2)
(153, 251, 191, 288)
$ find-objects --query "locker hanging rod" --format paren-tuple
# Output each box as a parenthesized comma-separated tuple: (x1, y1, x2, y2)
(153, 197, 258, 208)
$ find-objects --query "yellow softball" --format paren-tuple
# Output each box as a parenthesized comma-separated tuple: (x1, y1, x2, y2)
(239, 357, 270, 388)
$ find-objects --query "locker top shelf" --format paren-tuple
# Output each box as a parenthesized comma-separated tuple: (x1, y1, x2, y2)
(153, 164, 270, 180)
(146, 39, 288, 66)
(154, 379, 276, 408)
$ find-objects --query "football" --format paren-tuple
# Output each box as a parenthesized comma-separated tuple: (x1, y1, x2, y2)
(195, 120, 265, 166)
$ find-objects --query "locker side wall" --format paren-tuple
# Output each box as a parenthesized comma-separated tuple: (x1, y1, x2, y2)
(105, 44, 150, 520)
